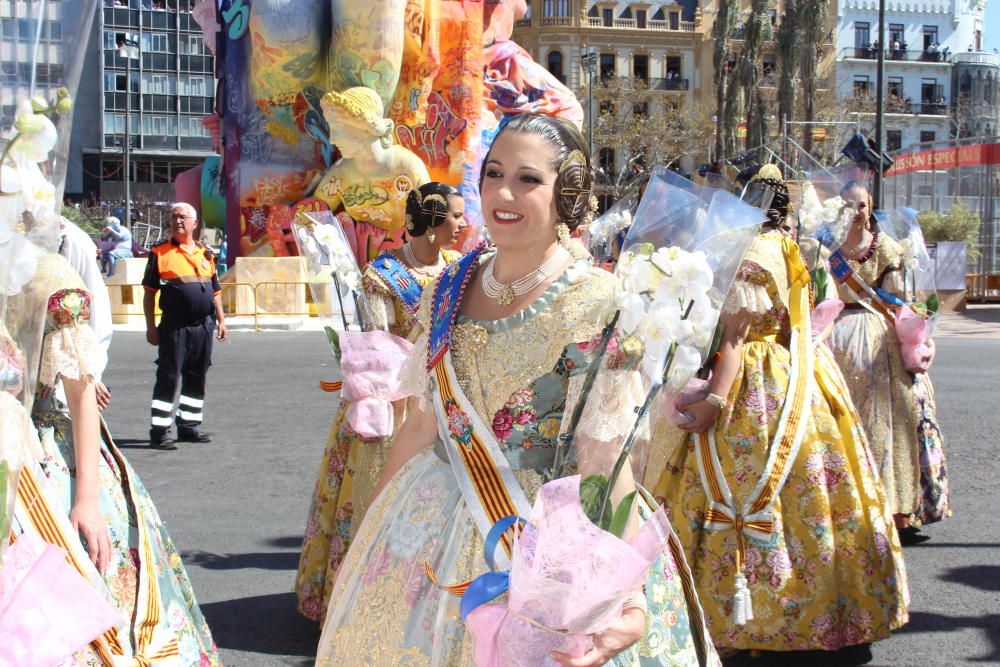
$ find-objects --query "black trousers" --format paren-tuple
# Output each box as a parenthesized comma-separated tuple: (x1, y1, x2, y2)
(150, 318, 214, 433)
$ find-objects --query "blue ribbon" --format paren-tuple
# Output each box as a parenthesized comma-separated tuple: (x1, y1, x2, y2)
(873, 286, 907, 309)
(459, 515, 528, 622)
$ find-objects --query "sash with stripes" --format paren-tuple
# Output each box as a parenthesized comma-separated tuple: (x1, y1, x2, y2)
(827, 249, 899, 325)
(369, 251, 424, 314)
(13, 418, 181, 665)
(693, 237, 814, 625)
(424, 243, 530, 568)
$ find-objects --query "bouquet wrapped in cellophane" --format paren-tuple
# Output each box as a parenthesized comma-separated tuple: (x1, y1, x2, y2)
(586, 188, 638, 269)
(460, 167, 763, 666)
(874, 207, 939, 370)
(293, 210, 412, 437)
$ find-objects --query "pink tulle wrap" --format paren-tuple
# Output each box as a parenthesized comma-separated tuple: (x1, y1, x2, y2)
(0, 532, 120, 666)
(338, 330, 414, 439)
(894, 306, 932, 371)
(465, 476, 668, 666)
(811, 299, 845, 338)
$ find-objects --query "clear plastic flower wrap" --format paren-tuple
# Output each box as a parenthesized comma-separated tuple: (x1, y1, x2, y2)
(586, 189, 639, 268)
(874, 207, 939, 368)
(459, 168, 763, 666)
(293, 210, 375, 346)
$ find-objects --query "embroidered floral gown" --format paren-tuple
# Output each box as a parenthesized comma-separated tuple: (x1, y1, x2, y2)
(296, 249, 460, 622)
(827, 232, 949, 523)
(11, 254, 219, 666)
(654, 231, 909, 652)
(315, 254, 719, 667)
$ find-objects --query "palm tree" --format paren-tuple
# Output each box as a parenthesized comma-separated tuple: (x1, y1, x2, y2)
(713, 0, 739, 161)
(776, 0, 802, 144)
(741, 0, 770, 149)
(799, 0, 829, 153)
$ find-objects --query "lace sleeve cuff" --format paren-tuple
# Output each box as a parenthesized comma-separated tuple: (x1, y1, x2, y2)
(722, 280, 773, 315)
(38, 323, 101, 389)
(398, 331, 432, 411)
(561, 368, 645, 443)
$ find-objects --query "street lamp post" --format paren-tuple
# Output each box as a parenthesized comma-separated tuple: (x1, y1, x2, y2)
(117, 37, 139, 229)
(873, 0, 886, 208)
(581, 48, 597, 160)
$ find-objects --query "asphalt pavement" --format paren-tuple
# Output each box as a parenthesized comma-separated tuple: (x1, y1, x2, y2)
(100, 331, 999, 666)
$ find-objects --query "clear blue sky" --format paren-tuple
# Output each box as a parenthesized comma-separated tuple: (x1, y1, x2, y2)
(986, 0, 999, 52)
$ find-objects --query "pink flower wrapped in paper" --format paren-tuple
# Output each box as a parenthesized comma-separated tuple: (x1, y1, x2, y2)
(338, 330, 414, 438)
(0, 532, 120, 666)
(894, 305, 932, 371)
(464, 476, 671, 667)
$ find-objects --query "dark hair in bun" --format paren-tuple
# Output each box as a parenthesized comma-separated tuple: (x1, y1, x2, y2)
(756, 177, 791, 228)
(405, 182, 461, 237)
(480, 113, 594, 231)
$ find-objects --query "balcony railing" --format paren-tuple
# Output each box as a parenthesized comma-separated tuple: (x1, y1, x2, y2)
(582, 16, 695, 31)
(842, 47, 952, 63)
(648, 77, 690, 91)
(539, 16, 572, 27)
(951, 51, 1000, 67)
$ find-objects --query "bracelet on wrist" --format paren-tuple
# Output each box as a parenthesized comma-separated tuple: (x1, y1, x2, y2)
(622, 591, 648, 615)
(705, 392, 727, 410)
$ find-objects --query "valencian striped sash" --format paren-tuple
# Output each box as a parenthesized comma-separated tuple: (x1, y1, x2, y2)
(694, 237, 814, 626)
(13, 419, 180, 665)
(827, 249, 897, 325)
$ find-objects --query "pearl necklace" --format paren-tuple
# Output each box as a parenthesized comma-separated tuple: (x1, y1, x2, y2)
(402, 242, 444, 273)
(482, 247, 571, 306)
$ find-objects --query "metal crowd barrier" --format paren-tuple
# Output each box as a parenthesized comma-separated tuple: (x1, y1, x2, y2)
(109, 281, 321, 331)
(967, 274, 1000, 302)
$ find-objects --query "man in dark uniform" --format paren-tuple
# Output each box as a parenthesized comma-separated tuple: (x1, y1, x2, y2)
(142, 202, 228, 449)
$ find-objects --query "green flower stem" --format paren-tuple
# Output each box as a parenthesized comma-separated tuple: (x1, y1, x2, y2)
(554, 310, 620, 477)
(331, 273, 351, 331)
(595, 298, 693, 525)
(0, 132, 22, 193)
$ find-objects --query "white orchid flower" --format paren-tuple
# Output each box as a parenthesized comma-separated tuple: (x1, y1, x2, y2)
(615, 291, 647, 334)
(6, 101, 58, 164)
(666, 343, 703, 390)
(622, 255, 662, 295)
(642, 300, 693, 358)
(670, 250, 713, 297)
(0, 234, 44, 296)
(686, 299, 721, 348)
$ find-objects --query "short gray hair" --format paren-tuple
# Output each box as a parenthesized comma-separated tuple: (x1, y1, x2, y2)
(172, 202, 198, 219)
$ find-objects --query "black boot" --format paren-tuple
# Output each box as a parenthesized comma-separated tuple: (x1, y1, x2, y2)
(149, 428, 178, 450)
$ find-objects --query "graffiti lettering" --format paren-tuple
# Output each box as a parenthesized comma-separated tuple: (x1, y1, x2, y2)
(342, 183, 389, 209)
(222, 0, 250, 40)
(395, 92, 467, 169)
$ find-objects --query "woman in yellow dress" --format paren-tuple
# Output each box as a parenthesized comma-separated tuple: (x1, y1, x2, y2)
(296, 182, 465, 622)
(826, 182, 941, 536)
(654, 176, 908, 661)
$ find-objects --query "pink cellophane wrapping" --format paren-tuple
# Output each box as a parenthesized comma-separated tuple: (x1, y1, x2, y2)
(465, 475, 669, 666)
(811, 299, 844, 338)
(0, 532, 121, 666)
(666, 377, 710, 427)
(339, 330, 414, 439)
(894, 306, 931, 371)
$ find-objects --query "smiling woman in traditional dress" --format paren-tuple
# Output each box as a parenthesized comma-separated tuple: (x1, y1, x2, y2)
(296, 182, 465, 622)
(654, 175, 909, 663)
(314, 113, 717, 666)
(827, 182, 949, 539)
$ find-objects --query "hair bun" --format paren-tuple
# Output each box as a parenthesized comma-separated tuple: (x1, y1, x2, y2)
(405, 182, 460, 237)
(556, 149, 594, 230)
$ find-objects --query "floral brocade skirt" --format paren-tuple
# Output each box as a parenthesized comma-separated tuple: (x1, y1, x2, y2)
(24, 407, 219, 665)
(316, 448, 720, 666)
(654, 341, 909, 652)
(828, 311, 921, 517)
(296, 398, 395, 622)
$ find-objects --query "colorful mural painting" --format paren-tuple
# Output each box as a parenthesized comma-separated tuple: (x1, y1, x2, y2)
(178, 0, 583, 267)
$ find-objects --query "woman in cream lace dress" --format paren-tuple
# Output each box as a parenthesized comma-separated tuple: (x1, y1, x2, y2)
(296, 182, 465, 621)
(315, 114, 717, 666)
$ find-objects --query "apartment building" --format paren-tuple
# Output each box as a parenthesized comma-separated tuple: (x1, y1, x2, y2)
(835, 0, 996, 149)
(73, 0, 216, 201)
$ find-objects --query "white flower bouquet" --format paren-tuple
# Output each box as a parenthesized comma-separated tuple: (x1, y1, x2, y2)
(293, 209, 373, 356)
